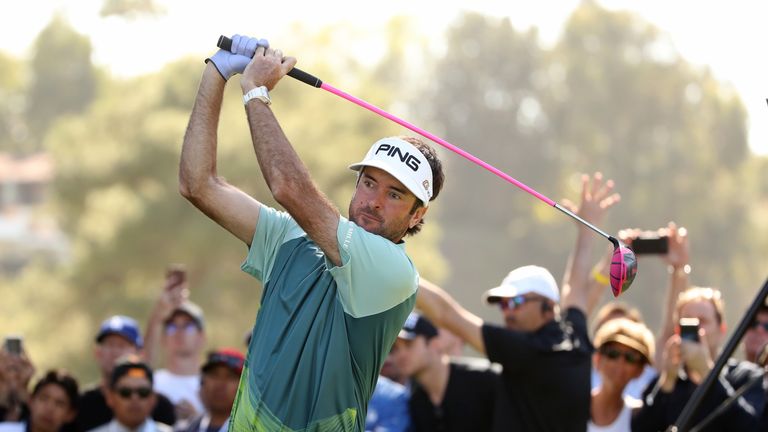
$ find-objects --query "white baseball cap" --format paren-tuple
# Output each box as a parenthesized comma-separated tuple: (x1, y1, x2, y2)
(349, 137, 433, 206)
(483, 265, 560, 304)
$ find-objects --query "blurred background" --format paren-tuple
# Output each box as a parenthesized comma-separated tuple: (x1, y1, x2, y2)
(1, 0, 766, 384)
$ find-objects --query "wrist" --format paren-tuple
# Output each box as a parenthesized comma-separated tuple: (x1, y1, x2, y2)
(591, 268, 610, 286)
(668, 264, 691, 276)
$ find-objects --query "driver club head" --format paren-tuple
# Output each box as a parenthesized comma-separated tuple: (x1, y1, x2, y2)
(609, 242, 637, 297)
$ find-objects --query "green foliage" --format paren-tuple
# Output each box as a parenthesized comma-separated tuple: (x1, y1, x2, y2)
(26, 15, 96, 147)
(420, 5, 759, 330)
(0, 52, 28, 153)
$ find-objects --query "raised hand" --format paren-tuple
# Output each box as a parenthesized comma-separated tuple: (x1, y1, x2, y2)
(561, 172, 621, 227)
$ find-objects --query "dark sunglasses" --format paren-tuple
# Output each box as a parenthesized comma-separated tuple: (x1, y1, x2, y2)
(498, 295, 543, 311)
(599, 346, 644, 365)
(116, 386, 152, 399)
(750, 321, 768, 332)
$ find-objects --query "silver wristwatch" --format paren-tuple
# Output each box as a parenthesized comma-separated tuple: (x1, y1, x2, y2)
(243, 86, 271, 106)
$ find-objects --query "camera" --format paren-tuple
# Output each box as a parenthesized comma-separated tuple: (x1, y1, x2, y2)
(631, 233, 669, 255)
(679, 317, 700, 343)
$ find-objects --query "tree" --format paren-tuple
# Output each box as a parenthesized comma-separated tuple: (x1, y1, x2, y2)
(26, 15, 97, 148)
(420, 5, 757, 328)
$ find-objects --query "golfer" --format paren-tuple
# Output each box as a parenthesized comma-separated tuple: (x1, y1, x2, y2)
(179, 34, 444, 431)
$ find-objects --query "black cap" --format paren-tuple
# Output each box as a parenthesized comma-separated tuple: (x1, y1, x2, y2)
(110, 355, 153, 388)
(398, 312, 438, 340)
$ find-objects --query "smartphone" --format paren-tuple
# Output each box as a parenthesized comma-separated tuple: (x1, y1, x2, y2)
(679, 317, 700, 343)
(632, 234, 669, 255)
(3, 336, 23, 355)
(165, 264, 187, 290)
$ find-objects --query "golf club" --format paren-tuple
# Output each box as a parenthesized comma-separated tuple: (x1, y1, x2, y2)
(216, 35, 637, 296)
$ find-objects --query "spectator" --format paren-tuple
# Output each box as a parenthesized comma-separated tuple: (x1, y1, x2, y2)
(417, 173, 619, 431)
(0, 370, 78, 432)
(365, 375, 410, 432)
(179, 35, 445, 430)
(0, 343, 34, 422)
(743, 301, 768, 366)
(632, 286, 766, 431)
(390, 312, 502, 431)
(144, 283, 207, 421)
(589, 318, 654, 431)
(75, 316, 175, 431)
(88, 355, 171, 432)
(589, 302, 656, 400)
(175, 348, 244, 432)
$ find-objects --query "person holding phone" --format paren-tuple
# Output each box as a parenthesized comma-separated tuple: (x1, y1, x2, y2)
(143, 266, 206, 421)
(632, 286, 765, 431)
(0, 337, 34, 423)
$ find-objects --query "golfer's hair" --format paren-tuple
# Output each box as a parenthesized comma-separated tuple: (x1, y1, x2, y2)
(400, 136, 444, 237)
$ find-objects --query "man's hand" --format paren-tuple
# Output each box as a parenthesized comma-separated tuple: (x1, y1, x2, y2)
(659, 334, 682, 392)
(560, 172, 621, 228)
(681, 330, 713, 384)
(663, 222, 689, 270)
(240, 45, 297, 92)
(206, 34, 269, 81)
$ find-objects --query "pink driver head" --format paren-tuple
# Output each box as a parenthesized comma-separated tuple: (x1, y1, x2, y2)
(610, 244, 637, 297)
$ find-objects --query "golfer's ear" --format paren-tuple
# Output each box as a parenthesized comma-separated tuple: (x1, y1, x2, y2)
(409, 206, 428, 229)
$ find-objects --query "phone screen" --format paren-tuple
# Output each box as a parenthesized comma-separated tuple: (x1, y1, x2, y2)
(679, 318, 700, 343)
(632, 236, 669, 255)
(4, 336, 23, 355)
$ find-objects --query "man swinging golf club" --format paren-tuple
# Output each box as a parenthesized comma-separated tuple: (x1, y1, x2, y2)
(179, 34, 444, 431)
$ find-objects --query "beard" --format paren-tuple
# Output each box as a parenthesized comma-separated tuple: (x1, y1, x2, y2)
(348, 203, 409, 243)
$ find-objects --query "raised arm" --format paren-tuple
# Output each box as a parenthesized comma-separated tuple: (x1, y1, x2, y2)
(238, 45, 343, 266)
(179, 61, 263, 246)
(560, 173, 620, 313)
(655, 222, 690, 366)
(416, 278, 486, 354)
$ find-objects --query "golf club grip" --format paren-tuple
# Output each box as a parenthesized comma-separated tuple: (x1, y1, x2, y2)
(216, 35, 322, 88)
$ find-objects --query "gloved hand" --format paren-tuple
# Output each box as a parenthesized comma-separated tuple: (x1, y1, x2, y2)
(205, 34, 269, 81)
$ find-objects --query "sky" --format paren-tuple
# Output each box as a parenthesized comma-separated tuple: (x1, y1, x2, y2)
(2, 0, 766, 154)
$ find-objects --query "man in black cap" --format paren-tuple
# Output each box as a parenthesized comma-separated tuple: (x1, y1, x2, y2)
(175, 348, 245, 432)
(390, 312, 504, 432)
(75, 316, 175, 431)
(88, 355, 172, 432)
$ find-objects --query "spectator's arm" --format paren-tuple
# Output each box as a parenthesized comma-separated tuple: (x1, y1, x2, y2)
(585, 245, 613, 318)
(655, 222, 690, 366)
(143, 273, 188, 367)
(417, 278, 486, 355)
(560, 173, 620, 313)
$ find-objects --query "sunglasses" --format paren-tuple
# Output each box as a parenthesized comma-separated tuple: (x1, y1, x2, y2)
(165, 322, 199, 336)
(750, 321, 768, 332)
(498, 295, 543, 311)
(599, 346, 644, 365)
(116, 386, 152, 399)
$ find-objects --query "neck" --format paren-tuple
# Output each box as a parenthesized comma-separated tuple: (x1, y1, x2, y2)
(167, 354, 200, 375)
(414, 355, 450, 406)
(590, 384, 624, 426)
(208, 410, 230, 428)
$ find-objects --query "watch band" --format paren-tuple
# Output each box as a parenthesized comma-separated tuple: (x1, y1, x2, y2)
(243, 86, 271, 106)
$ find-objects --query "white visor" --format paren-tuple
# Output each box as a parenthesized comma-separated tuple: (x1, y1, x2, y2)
(348, 137, 433, 207)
